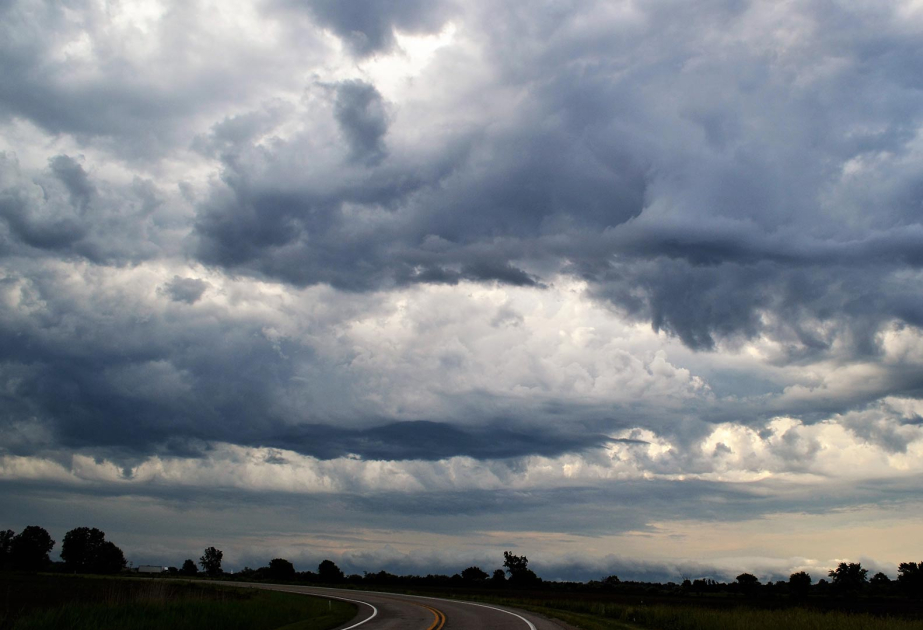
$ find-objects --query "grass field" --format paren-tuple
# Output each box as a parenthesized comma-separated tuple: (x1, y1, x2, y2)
(480, 595, 923, 630)
(0, 574, 355, 630)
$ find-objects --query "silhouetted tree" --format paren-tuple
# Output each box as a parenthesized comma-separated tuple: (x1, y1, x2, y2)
(61, 527, 127, 574)
(602, 575, 621, 589)
(789, 571, 812, 598)
(735, 573, 760, 596)
(870, 572, 891, 585)
(828, 562, 867, 595)
(898, 562, 923, 597)
(0, 529, 14, 567)
(503, 551, 528, 575)
(199, 547, 223, 576)
(62, 527, 105, 572)
(461, 566, 489, 581)
(364, 569, 399, 584)
(503, 551, 539, 585)
(318, 559, 344, 582)
(97, 541, 127, 574)
(11, 526, 55, 571)
(693, 578, 719, 593)
(269, 558, 296, 581)
(491, 569, 506, 583)
(181, 558, 198, 575)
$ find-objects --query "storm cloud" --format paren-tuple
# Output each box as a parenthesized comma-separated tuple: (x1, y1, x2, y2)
(2, 0, 923, 577)
(185, 0, 923, 356)
(283, 0, 456, 57)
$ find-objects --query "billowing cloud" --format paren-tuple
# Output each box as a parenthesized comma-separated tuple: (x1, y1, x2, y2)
(2, 0, 923, 576)
(181, 0, 923, 358)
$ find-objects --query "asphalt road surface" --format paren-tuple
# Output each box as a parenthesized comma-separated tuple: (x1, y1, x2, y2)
(239, 583, 572, 630)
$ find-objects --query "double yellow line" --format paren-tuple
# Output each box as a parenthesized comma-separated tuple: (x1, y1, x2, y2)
(421, 603, 446, 630)
(376, 594, 446, 630)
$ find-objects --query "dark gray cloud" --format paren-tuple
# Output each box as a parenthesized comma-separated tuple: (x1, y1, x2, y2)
(264, 421, 613, 460)
(3, 0, 923, 574)
(0, 153, 181, 263)
(334, 80, 389, 165)
(48, 155, 94, 213)
(160, 276, 209, 304)
(191, 102, 643, 291)
(183, 0, 923, 358)
(0, 259, 613, 462)
(0, 240, 917, 469)
(3, 36, 922, 482)
(283, 0, 455, 56)
(0, 4, 183, 158)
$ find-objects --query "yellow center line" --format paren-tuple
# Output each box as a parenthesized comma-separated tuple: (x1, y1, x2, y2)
(421, 603, 447, 630)
(374, 594, 447, 630)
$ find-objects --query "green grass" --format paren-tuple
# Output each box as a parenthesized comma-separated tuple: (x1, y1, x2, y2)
(0, 574, 354, 630)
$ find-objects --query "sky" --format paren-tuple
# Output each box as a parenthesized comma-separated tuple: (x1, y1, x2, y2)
(2, 0, 923, 583)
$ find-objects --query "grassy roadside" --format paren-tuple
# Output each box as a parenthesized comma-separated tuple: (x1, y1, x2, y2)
(0, 574, 355, 630)
(506, 603, 645, 630)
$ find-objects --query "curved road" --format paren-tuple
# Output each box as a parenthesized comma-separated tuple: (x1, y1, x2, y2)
(239, 583, 571, 630)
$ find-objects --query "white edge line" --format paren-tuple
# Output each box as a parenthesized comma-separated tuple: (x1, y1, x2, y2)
(236, 582, 378, 630)
(327, 594, 378, 630)
(407, 593, 538, 630)
(447, 600, 538, 630)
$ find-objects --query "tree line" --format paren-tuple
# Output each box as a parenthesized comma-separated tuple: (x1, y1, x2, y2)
(3, 524, 923, 602)
(172, 549, 541, 587)
(720, 563, 923, 599)
(1, 526, 127, 574)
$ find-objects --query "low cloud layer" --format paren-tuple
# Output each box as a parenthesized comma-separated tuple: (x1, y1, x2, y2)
(2, 0, 923, 575)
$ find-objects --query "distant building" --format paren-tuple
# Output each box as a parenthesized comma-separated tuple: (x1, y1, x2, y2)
(137, 565, 165, 574)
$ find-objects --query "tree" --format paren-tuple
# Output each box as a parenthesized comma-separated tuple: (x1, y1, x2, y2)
(199, 547, 223, 576)
(461, 566, 489, 581)
(61, 527, 125, 574)
(62, 527, 106, 571)
(828, 562, 867, 595)
(491, 569, 506, 584)
(735, 573, 760, 596)
(503, 551, 539, 585)
(898, 562, 923, 597)
(0, 529, 14, 567)
(269, 558, 296, 581)
(11, 526, 55, 571)
(95, 541, 127, 574)
(318, 559, 344, 582)
(602, 575, 621, 589)
(789, 571, 812, 598)
(181, 559, 199, 576)
(503, 551, 528, 575)
(870, 572, 891, 585)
